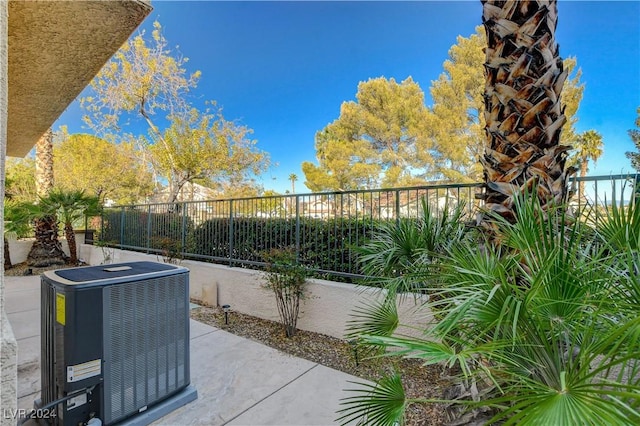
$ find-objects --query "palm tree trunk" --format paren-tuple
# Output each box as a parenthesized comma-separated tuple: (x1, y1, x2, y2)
(35, 129, 54, 197)
(27, 215, 66, 267)
(4, 237, 12, 270)
(28, 129, 67, 266)
(64, 222, 78, 265)
(579, 159, 588, 199)
(480, 0, 574, 225)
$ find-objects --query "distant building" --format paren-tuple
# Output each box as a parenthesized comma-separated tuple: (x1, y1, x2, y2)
(150, 182, 219, 203)
(377, 189, 460, 219)
(302, 198, 334, 219)
(176, 182, 219, 202)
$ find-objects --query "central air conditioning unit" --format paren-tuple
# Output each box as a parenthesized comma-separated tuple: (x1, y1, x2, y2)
(38, 261, 197, 425)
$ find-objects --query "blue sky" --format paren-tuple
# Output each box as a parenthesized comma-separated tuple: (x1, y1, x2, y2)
(56, 1, 640, 194)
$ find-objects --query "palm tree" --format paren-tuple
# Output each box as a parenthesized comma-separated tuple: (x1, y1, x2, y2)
(35, 129, 54, 197)
(27, 129, 67, 267)
(40, 189, 100, 265)
(570, 129, 603, 197)
(480, 0, 572, 225)
(336, 2, 640, 424)
(288, 173, 298, 193)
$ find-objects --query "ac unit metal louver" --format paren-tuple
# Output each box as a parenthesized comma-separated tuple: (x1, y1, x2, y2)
(39, 261, 197, 425)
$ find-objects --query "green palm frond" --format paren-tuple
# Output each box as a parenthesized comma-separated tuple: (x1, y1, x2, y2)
(581, 315, 640, 381)
(483, 360, 640, 426)
(40, 188, 101, 227)
(337, 374, 407, 426)
(430, 242, 524, 343)
(474, 302, 640, 424)
(358, 220, 425, 270)
(418, 197, 469, 254)
(345, 298, 399, 343)
(597, 184, 640, 252)
(4, 200, 37, 238)
(358, 334, 480, 375)
(356, 198, 469, 294)
(487, 388, 638, 426)
(603, 249, 640, 317)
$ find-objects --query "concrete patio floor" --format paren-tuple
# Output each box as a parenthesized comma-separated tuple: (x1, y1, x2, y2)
(6, 275, 365, 425)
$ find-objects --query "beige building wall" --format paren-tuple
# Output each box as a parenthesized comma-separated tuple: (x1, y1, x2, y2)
(2, 1, 151, 419)
(1, 1, 19, 423)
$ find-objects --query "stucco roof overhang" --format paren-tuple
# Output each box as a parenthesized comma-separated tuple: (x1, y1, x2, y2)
(7, 0, 152, 157)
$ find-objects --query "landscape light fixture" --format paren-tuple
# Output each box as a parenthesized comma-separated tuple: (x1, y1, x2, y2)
(222, 304, 231, 325)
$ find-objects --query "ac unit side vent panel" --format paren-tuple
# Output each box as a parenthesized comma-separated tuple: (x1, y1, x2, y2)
(41, 282, 56, 405)
(103, 275, 189, 425)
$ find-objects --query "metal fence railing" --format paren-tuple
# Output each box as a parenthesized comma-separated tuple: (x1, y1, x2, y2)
(96, 174, 639, 280)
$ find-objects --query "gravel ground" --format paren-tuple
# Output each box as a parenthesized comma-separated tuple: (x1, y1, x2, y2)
(191, 304, 453, 425)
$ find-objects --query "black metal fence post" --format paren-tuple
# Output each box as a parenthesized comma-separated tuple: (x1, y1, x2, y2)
(181, 202, 188, 258)
(146, 205, 152, 253)
(295, 195, 300, 265)
(120, 207, 125, 249)
(594, 178, 600, 227)
(229, 199, 234, 267)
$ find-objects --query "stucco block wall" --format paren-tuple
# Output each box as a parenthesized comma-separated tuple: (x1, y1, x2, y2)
(8, 232, 87, 265)
(78, 244, 435, 340)
(1, 1, 19, 423)
(1, 311, 17, 426)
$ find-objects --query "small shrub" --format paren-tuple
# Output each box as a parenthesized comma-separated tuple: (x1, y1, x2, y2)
(94, 239, 117, 264)
(262, 248, 308, 338)
(153, 237, 183, 264)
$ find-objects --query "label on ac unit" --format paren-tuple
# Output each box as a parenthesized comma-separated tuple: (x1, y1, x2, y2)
(67, 359, 101, 383)
(67, 393, 87, 411)
(56, 293, 66, 325)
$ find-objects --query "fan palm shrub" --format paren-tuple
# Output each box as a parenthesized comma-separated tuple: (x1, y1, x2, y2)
(355, 199, 469, 295)
(40, 189, 101, 265)
(339, 193, 640, 425)
(345, 199, 470, 356)
(597, 187, 640, 253)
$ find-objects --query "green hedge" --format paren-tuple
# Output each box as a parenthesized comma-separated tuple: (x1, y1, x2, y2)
(101, 209, 194, 252)
(190, 217, 383, 277)
(101, 209, 387, 278)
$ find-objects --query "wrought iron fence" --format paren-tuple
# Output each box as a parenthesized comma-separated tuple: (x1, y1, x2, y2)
(97, 174, 639, 280)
